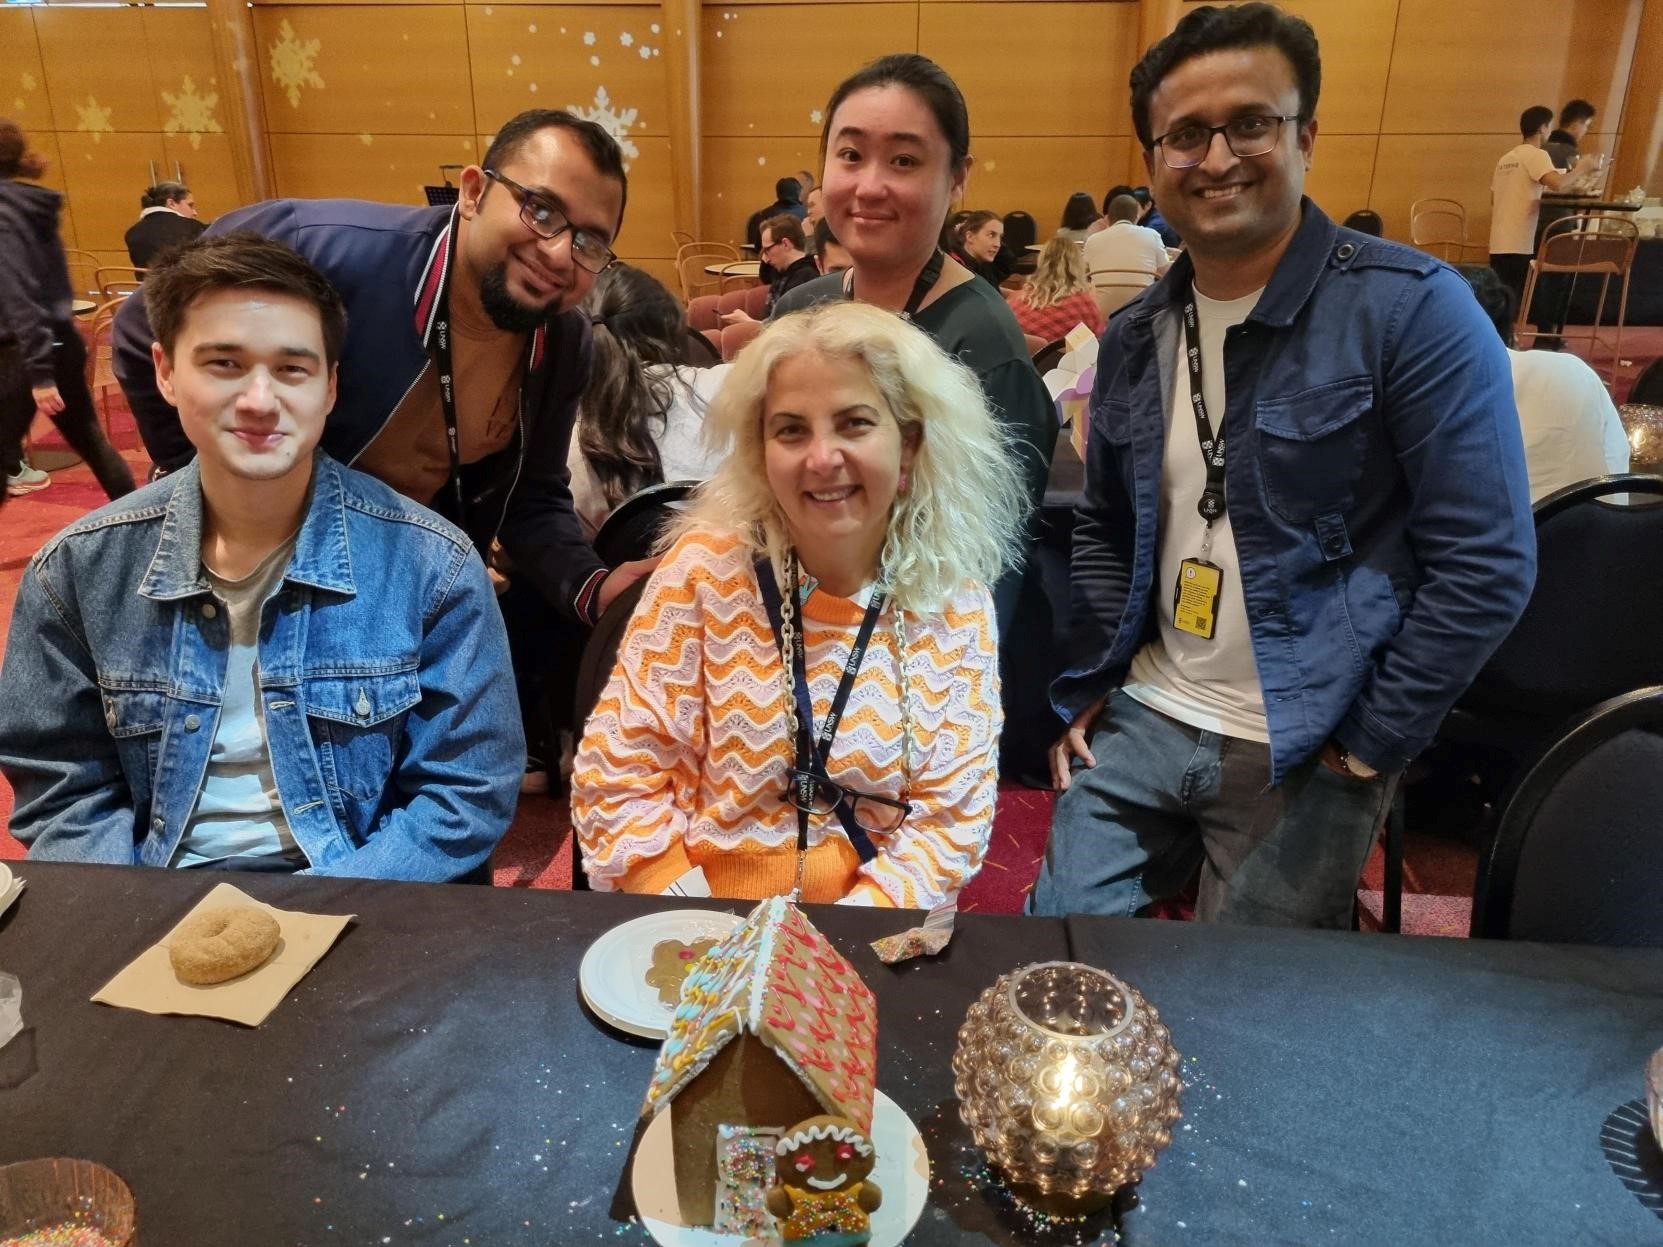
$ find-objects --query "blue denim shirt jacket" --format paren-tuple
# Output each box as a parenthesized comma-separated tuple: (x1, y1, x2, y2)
(1054, 200, 1537, 782)
(0, 453, 525, 880)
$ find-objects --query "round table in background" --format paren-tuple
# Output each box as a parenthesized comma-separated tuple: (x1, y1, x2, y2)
(704, 260, 761, 279)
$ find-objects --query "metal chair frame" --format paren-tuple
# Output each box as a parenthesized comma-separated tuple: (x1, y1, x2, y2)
(1514, 213, 1639, 390)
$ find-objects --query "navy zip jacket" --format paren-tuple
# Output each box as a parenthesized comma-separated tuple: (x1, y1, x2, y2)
(1055, 200, 1536, 781)
(113, 198, 611, 623)
(0, 179, 75, 386)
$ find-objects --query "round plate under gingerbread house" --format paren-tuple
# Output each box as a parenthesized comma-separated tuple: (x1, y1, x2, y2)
(631, 1089, 929, 1246)
(580, 909, 746, 1040)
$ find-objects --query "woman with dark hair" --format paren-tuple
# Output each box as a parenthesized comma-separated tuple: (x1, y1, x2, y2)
(946, 209, 1009, 287)
(770, 52, 1056, 778)
(1056, 192, 1100, 243)
(0, 119, 135, 509)
(567, 263, 726, 537)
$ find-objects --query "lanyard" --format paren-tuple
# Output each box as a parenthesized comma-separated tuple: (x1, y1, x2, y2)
(1182, 294, 1227, 527)
(755, 555, 885, 864)
(426, 253, 468, 525)
(845, 248, 945, 321)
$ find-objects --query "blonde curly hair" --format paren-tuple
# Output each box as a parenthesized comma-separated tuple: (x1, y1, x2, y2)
(1021, 235, 1091, 309)
(671, 302, 1028, 613)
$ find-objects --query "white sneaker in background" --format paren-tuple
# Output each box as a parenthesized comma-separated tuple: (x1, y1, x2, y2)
(5, 463, 50, 496)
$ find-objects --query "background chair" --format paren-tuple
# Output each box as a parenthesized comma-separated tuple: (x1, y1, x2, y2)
(93, 265, 145, 302)
(674, 242, 740, 301)
(568, 576, 652, 891)
(1629, 357, 1663, 406)
(1409, 198, 1481, 262)
(1470, 685, 1663, 947)
(1002, 210, 1038, 275)
(686, 294, 722, 332)
(1381, 474, 1663, 930)
(1342, 209, 1383, 236)
(592, 480, 698, 569)
(1088, 267, 1155, 322)
(681, 325, 721, 367)
(1514, 214, 1638, 387)
(81, 299, 126, 442)
(63, 248, 103, 299)
(719, 319, 763, 362)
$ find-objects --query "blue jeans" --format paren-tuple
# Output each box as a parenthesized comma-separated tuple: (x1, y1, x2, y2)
(1030, 691, 1398, 928)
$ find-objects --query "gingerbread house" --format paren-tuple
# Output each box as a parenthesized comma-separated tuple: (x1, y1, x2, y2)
(642, 896, 878, 1230)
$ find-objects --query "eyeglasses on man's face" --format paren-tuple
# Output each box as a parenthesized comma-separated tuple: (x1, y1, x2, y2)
(784, 768, 912, 835)
(484, 168, 617, 274)
(1152, 114, 1302, 170)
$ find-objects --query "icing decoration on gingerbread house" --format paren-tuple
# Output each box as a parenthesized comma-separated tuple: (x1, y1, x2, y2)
(642, 896, 878, 1230)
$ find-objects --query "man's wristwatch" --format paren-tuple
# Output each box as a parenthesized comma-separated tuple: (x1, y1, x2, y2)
(1332, 743, 1378, 780)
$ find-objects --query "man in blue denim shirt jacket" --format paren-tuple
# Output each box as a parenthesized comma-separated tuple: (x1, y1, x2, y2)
(0, 235, 523, 881)
(1032, 4, 1535, 926)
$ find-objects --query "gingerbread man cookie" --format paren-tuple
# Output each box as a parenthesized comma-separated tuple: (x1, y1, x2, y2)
(645, 937, 718, 1006)
(764, 1114, 882, 1245)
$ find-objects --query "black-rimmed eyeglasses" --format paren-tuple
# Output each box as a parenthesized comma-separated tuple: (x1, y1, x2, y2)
(1152, 114, 1302, 170)
(784, 768, 913, 835)
(483, 168, 617, 274)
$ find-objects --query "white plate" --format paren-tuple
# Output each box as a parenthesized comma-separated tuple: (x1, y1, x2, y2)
(632, 1089, 928, 1247)
(579, 908, 745, 1040)
(0, 862, 18, 921)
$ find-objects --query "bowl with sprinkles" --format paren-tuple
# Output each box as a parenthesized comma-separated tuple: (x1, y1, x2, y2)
(0, 1159, 134, 1247)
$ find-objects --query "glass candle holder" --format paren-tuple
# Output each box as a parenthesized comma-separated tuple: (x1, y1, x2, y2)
(0, 1158, 135, 1246)
(952, 961, 1182, 1216)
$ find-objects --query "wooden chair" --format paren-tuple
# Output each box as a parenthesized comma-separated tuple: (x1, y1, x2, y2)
(81, 299, 126, 442)
(1088, 267, 1155, 322)
(64, 248, 103, 300)
(674, 242, 740, 301)
(1515, 214, 1639, 389)
(94, 265, 145, 302)
(1409, 198, 1482, 262)
(671, 229, 695, 250)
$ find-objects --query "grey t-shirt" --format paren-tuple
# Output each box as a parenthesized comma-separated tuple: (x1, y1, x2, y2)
(171, 534, 304, 870)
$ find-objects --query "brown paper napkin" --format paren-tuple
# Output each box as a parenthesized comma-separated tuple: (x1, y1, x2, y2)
(92, 881, 354, 1026)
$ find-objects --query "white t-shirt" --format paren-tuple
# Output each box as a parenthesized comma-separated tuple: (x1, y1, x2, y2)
(1083, 221, 1171, 319)
(569, 362, 730, 538)
(1490, 143, 1557, 256)
(1122, 287, 1269, 743)
(1508, 348, 1631, 502)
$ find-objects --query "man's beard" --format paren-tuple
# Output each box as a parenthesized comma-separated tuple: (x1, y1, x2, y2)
(479, 262, 556, 332)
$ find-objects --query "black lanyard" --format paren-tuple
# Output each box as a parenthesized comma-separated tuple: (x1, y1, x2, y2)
(427, 251, 467, 525)
(1182, 294, 1227, 524)
(845, 248, 945, 321)
(755, 556, 885, 863)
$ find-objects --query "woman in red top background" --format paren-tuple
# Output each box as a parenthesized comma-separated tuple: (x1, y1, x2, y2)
(1005, 234, 1104, 342)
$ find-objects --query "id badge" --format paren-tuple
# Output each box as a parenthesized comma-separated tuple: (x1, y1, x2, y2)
(1173, 558, 1222, 640)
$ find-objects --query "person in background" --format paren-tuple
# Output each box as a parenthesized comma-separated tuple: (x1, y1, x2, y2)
(803, 185, 824, 253)
(1005, 234, 1104, 339)
(745, 177, 807, 251)
(568, 263, 726, 538)
(0, 120, 136, 510)
(1057, 192, 1101, 244)
(1488, 105, 1596, 315)
(0, 234, 522, 880)
(1459, 264, 1629, 502)
(1545, 98, 1596, 171)
(573, 302, 1025, 906)
(1036, 2, 1536, 928)
(1134, 185, 1183, 247)
(124, 181, 206, 268)
(1082, 191, 1171, 320)
(721, 214, 821, 327)
(946, 209, 1011, 287)
(812, 217, 853, 276)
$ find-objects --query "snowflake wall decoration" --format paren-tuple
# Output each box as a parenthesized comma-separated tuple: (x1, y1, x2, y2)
(162, 76, 223, 150)
(270, 19, 324, 109)
(74, 96, 115, 141)
(568, 86, 638, 170)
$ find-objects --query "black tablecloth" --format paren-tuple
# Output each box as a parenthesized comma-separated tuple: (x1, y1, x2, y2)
(1560, 238, 1663, 326)
(3, 862, 1662, 1245)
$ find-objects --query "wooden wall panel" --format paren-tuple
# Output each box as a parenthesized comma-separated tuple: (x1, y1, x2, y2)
(253, 7, 476, 135)
(3, 10, 54, 134)
(963, 136, 1132, 223)
(699, 4, 917, 136)
(611, 134, 677, 259)
(1370, 132, 1515, 249)
(1381, 0, 1639, 135)
(34, 7, 162, 134)
(701, 135, 825, 245)
(268, 132, 479, 201)
(1302, 132, 1377, 221)
(466, 4, 671, 140)
(55, 131, 169, 251)
(920, 3, 1139, 137)
(28, 132, 77, 254)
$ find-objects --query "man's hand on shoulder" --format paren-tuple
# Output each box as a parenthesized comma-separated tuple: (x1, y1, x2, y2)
(596, 556, 661, 616)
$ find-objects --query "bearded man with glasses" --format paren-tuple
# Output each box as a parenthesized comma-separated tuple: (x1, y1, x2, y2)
(1033, 3, 1536, 928)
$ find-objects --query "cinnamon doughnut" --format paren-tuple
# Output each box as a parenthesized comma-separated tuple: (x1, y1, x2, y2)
(169, 905, 282, 984)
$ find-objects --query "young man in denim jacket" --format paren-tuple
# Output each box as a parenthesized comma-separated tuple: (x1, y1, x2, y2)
(0, 235, 523, 881)
(1033, 4, 1536, 927)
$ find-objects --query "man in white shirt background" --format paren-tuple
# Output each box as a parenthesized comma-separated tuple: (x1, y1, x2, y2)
(1082, 192, 1172, 320)
(1459, 264, 1630, 503)
(1488, 105, 1596, 319)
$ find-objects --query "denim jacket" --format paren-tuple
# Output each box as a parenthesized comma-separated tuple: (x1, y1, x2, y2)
(1054, 201, 1536, 781)
(0, 454, 524, 880)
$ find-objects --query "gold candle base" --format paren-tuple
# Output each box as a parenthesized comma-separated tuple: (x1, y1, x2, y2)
(1006, 1179, 1117, 1218)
